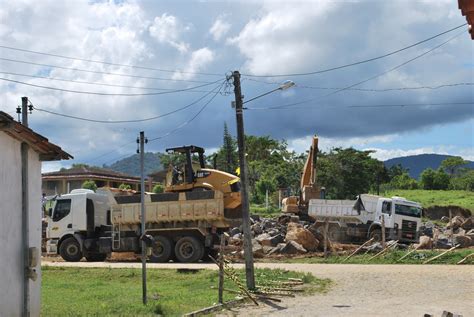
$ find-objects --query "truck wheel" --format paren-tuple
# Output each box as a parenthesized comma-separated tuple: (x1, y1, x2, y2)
(149, 236, 173, 263)
(369, 228, 382, 242)
(174, 236, 204, 263)
(59, 237, 82, 262)
(85, 253, 107, 262)
(328, 225, 345, 242)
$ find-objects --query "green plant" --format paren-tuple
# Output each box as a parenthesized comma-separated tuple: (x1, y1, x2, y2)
(118, 183, 131, 190)
(81, 180, 97, 192)
(152, 183, 164, 193)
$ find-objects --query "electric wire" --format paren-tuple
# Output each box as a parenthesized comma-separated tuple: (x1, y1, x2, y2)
(246, 101, 474, 110)
(248, 31, 465, 110)
(0, 57, 215, 84)
(0, 71, 215, 93)
(241, 23, 467, 77)
(31, 81, 224, 123)
(0, 77, 224, 96)
(0, 44, 223, 77)
(98, 80, 225, 166)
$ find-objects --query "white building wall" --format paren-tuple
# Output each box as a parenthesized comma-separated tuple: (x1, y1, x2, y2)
(0, 132, 42, 317)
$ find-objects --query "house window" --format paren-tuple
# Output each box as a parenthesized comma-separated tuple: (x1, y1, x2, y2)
(52, 199, 71, 222)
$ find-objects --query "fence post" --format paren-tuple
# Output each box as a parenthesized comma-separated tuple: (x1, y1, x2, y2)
(218, 234, 225, 304)
(324, 219, 329, 258)
(449, 209, 453, 246)
(381, 216, 386, 249)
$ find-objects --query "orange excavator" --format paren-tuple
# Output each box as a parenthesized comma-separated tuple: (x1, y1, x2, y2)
(281, 135, 322, 215)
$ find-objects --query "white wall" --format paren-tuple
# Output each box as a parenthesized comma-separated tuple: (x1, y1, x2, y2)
(0, 132, 42, 317)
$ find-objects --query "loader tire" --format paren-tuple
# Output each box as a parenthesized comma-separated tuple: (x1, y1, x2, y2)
(175, 236, 204, 263)
(59, 237, 82, 262)
(328, 225, 345, 242)
(149, 236, 173, 263)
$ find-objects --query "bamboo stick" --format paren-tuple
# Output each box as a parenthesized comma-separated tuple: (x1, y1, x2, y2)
(368, 240, 398, 261)
(398, 244, 421, 262)
(456, 253, 474, 265)
(342, 238, 374, 262)
(423, 245, 460, 264)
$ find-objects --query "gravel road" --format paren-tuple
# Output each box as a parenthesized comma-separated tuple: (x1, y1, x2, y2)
(42, 259, 473, 316)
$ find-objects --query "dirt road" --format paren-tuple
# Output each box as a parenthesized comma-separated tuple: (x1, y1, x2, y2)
(42, 259, 473, 316)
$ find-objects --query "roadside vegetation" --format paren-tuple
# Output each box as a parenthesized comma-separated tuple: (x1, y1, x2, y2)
(41, 267, 330, 316)
(281, 249, 473, 265)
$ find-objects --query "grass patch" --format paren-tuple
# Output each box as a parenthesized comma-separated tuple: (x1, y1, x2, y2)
(283, 249, 473, 265)
(41, 267, 329, 316)
(250, 204, 281, 217)
(381, 189, 474, 212)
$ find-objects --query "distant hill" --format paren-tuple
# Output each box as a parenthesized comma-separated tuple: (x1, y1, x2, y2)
(104, 152, 163, 176)
(384, 154, 474, 179)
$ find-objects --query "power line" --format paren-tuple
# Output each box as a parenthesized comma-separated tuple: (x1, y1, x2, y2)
(250, 31, 465, 110)
(247, 78, 474, 92)
(0, 44, 223, 77)
(0, 71, 215, 93)
(99, 81, 225, 166)
(0, 77, 224, 96)
(241, 23, 467, 78)
(246, 101, 473, 111)
(0, 57, 215, 84)
(30, 81, 224, 123)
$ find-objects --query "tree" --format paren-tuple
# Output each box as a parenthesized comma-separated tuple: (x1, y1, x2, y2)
(388, 164, 409, 180)
(390, 172, 418, 189)
(440, 156, 468, 176)
(449, 169, 474, 191)
(420, 168, 435, 189)
(152, 183, 164, 193)
(82, 180, 97, 192)
(118, 183, 131, 190)
(222, 122, 237, 173)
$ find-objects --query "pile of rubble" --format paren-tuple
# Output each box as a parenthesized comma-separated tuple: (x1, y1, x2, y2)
(418, 215, 474, 249)
(227, 213, 474, 258)
(228, 215, 335, 258)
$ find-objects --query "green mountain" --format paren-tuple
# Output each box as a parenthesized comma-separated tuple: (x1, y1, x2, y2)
(103, 152, 163, 176)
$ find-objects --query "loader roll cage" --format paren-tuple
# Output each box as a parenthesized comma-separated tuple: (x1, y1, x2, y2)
(166, 145, 206, 184)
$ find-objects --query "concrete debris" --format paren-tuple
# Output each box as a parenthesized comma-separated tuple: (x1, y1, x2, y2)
(416, 236, 433, 250)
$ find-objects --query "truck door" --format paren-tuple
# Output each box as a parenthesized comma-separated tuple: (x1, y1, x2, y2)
(48, 198, 72, 239)
(381, 201, 394, 228)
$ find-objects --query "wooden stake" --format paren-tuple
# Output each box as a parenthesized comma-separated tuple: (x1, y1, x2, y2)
(423, 245, 460, 264)
(449, 210, 453, 246)
(368, 240, 398, 261)
(324, 219, 329, 258)
(398, 244, 421, 262)
(342, 238, 374, 262)
(457, 253, 474, 265)
(218, 235, 225, 304)
(381, 216, 386, 249)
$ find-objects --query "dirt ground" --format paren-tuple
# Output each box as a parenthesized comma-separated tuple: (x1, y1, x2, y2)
(42, 259, 473, 317)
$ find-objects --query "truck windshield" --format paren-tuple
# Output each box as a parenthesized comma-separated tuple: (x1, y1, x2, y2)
(395, 204, 421, 218)
(52, 199, 72, 222)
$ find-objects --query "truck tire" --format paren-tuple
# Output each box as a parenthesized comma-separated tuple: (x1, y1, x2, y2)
(328, 225, 345, 242)
(174, 236, 204, 263)
(369, 228, 382, 242)
(85, 253, 107, 262)
(59, 237, 82, 262)
(149, 236, 173, 263)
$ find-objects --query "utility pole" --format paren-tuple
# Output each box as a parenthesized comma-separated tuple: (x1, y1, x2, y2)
(21, 96, 30, 317)
(22, 96, 28, 126)
(138, 131, 147, 305)
(232, 70, 255, 289)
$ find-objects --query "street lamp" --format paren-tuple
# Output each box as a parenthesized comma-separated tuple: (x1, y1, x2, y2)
(231, 71, 295, 290)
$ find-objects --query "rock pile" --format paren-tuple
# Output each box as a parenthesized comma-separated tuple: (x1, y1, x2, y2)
(419, 215, 474, 249)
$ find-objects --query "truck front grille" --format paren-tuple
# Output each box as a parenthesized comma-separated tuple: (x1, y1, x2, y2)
(401, 220, 417, 240)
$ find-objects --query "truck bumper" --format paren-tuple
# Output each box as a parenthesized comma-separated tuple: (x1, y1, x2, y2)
(46, 239, 59, 254)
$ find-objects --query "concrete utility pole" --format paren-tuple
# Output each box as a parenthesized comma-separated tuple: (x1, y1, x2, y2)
(139, 131, 147, 304)
(22, 96, 28, 127)
(232, 70, 255, 289)
(21, 96, 30, 317)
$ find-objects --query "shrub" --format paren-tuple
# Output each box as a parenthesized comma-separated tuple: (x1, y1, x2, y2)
(152, 183, 164, 193)
(82, 180, 97, 192)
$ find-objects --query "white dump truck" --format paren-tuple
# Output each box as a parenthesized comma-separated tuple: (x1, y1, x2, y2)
(46, 188, 241, 263)
(308, 194, 422, 243)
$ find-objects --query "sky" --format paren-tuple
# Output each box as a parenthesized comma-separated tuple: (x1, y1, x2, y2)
(0, 0, 473, 173)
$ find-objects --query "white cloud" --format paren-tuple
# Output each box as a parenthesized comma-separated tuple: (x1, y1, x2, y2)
(209, 17, 231, 41)
(172, 48, 215, 80)
(149, 13, 190, 53)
